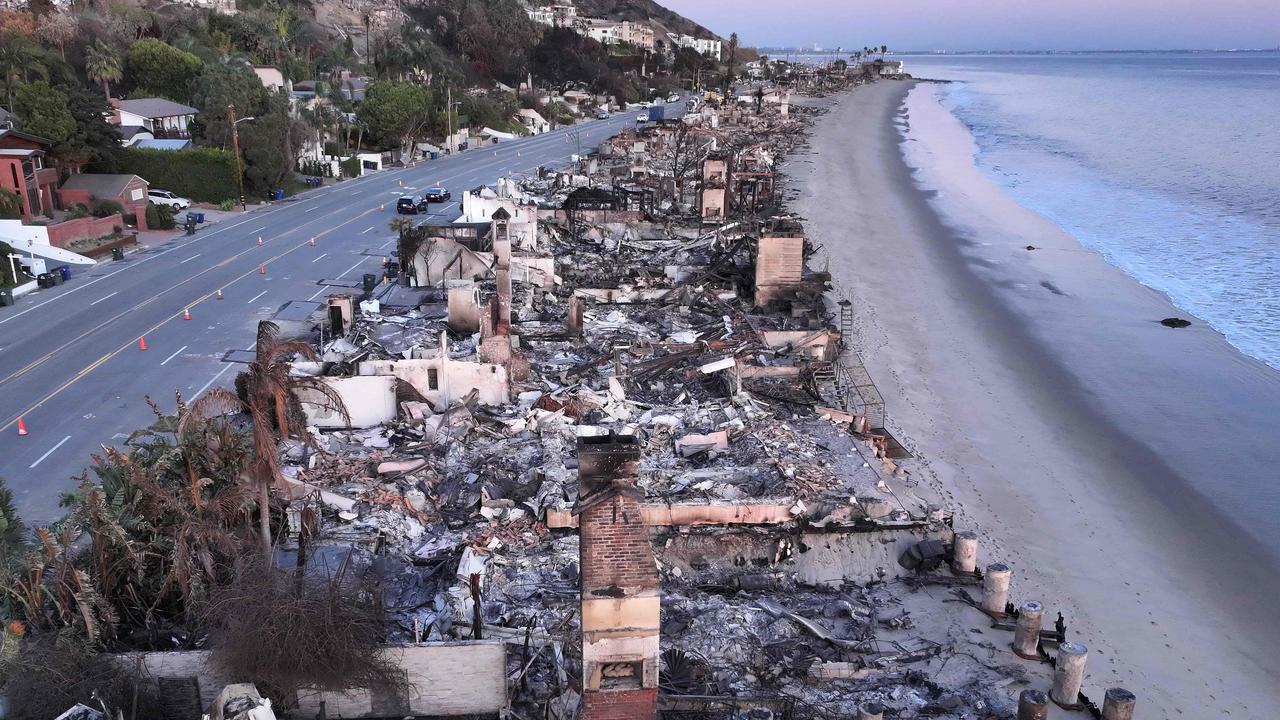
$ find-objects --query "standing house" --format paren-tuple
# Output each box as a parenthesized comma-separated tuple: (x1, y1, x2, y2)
(0, 129, 59, 220)
(57, 174, 151, 228)
(515, 108, 551, 135)
(111, 98, 199, 140)
(253, 65, 286, 92)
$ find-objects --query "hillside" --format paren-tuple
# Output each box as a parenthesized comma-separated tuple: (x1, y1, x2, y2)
(573, 0, 717, 39)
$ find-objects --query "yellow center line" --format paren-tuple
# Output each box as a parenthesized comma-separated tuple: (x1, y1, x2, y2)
(0, 204, 382, 432)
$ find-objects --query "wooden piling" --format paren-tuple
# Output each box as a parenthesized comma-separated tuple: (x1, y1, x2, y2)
(953, 531, 978, 574)
(1016, 689, 1048, 720)
(1102, 688, 1136, 720)
(1012, 601, 1044, 659)
(1051, 642, 1088, 708)
(982, 562, 1012, 616)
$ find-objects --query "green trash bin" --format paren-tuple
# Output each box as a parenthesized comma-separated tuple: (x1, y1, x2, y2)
(362, 273, 377, 293)
(0, 288, 13, 307)
(111, 247, 125, 261)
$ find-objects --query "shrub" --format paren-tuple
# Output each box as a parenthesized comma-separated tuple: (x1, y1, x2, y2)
(0, 636, 163, 719)
(339, 155, 361, 179)
(122, 213, 137, 227)
(110, 147, 238, 203)
(91, 200, 123, 218)
(145, 202, 177, 230)
(67, 204, 90, 219)
(217, 198, 236, 211)
(199, 558, 406, 700)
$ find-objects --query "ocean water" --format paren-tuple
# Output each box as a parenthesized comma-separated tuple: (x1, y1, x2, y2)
(903, 53, 1280, 370)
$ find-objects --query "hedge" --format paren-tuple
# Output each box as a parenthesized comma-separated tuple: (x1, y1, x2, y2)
(115, 147, 239, 203)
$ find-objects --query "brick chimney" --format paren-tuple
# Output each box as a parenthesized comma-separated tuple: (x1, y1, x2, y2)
(574, 432, 659, 720)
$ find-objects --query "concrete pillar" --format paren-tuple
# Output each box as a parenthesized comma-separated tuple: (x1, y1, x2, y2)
(1102, 688, 1136, 720)
(856, 703, 883, 720)
(952, 531, 978, 574)
(1016, 689, 1048, 720)
(982, 563, 1012, 616)
(926, 504, 944, 523)
(1012, 601, 1044, 658)
(1051, 642, 1088, 708)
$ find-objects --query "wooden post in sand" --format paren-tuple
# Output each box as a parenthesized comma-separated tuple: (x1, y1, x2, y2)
(856, 703, 884, 720)
(953, 531, 978, 573)
(982, 563, 1012, 616)
(1016, 689, 1048, 720)
(1012, 601, 1044, 658)
(1051, 642, 1089, 708)
(1102, 688, 1136, 720)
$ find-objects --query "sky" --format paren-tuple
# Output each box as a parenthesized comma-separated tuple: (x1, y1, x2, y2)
(657, 0, 1280, 52)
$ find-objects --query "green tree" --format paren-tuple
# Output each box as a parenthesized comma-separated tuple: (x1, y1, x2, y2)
(14, 82, 75, 146)
(84, 40, 122, 100)
(189, 60, 269, 148)
(0, 32, 48, 110)
(240, 100, 306, 197)
(356, 80, 430, 157)
(63, 85, 123, 166)
(124, 38, 203, 102)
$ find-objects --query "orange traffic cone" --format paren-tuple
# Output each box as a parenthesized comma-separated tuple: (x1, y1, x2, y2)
(493, 150, 497, 156)
(381, 257, 387, 267)
(183, 308, 191, 321)
(398, 179, 403, 187)
(216, 288, 223, 300)
(309, 236, 316, 247)
(138, 337, 148, 351)
(16, 417, 28, 436)
(257, 237, 264, 247)
(380, 204, 385, 212)
(259, 263, 266, 274)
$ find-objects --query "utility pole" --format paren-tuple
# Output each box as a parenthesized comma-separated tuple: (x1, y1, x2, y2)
(446, 85, 453, 154)
(229, 104, 246, 211)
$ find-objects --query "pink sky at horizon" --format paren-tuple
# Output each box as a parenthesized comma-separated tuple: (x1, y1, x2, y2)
(657, 0, 1280, 52)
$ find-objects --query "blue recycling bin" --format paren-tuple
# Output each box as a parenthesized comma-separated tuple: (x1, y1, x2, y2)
(430, 151, 439, 160)
(195, 212, 205, 223)
(274, 188, 285, 201)
(56, 265, 71, 281)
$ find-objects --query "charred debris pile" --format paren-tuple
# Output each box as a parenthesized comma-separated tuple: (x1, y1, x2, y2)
(274, 90, 1067, 720)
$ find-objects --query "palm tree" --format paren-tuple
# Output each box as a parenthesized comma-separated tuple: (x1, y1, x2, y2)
(183, 321, 348, 559)
(0, 33, 47, 110)
(881, 44, 888, 57)
(725, 32, 739, 85)
(84, 40, 122, 101)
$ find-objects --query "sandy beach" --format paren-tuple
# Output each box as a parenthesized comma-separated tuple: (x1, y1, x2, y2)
(791, 80, 1280, 716)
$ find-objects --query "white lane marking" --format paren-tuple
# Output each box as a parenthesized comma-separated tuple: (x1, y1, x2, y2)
(311, 252, 329, 263)
(246, 290, 268, 304)
(160, 345, 188, 366)
(307, 287, 327, 301)
(179, 253, 202, 264)
(194, 364, 234, 397)
(253, 226, 267, 233)
(89, 292, 118, 306)
(361, 227, 373, 234)
(337, 257, 366, 278)
(380, 240, 393, 249)
(30, 435, 72, 469)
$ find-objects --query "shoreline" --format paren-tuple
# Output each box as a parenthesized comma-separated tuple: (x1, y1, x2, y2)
(791, 80, 1280, 715)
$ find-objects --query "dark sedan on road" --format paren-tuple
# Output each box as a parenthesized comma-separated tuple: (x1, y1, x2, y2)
(397, 195, 428, 214)
(424, 186, 451, 203)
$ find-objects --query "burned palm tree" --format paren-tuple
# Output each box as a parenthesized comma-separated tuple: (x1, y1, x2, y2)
(184, 321, 348, 560)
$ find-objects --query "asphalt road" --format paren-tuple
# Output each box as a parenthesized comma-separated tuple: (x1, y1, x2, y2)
(0, 104, 679, 525)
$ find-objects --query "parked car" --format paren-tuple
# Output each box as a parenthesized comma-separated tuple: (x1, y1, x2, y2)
(596, 109, 609, 120)
(396, 195, 427, 214)
(148, 189, 190, 211)
(667, 93, 681, 103)
(424, 186, 451, 203)
(636, 113, 648, 123)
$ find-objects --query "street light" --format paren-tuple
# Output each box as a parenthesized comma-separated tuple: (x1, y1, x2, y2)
(228, 105, 257, 211)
